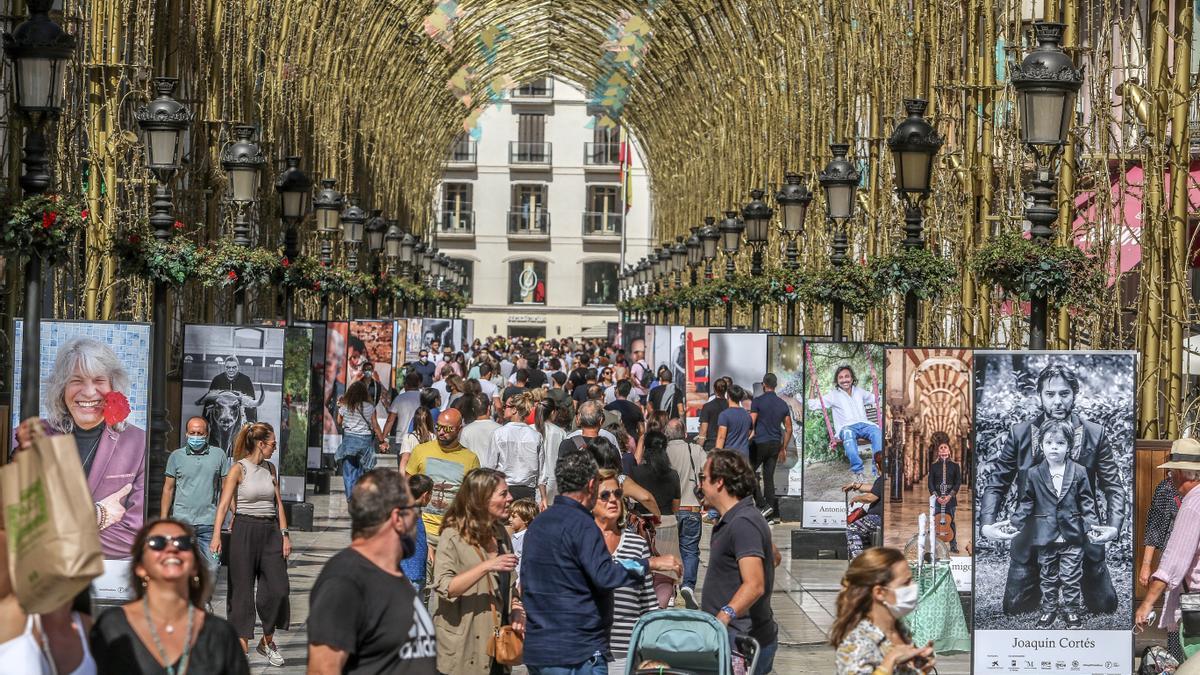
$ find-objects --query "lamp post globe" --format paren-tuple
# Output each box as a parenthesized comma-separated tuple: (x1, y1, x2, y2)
(3, 0, 76, 119)
(275, 156, 313, 222)
(775, 172, 812, 237)
(366, 209, 387, 253)
(718, 211, 744, 256)
(400, 232, 416, 268)
(221, 124, 266, 204)
(887, 99, 943, 199)
(700, 217, 719, 267)
(134, 77, 191, 178)
(741, 188, 774, 247)
(686, 228, 702, 268)
(313, 178, 344, 240)
(818, 143, 861, 341)
(385, 222, 403, 260)
(341, 197, 367, 246)
(1012, 22, 1083, 149)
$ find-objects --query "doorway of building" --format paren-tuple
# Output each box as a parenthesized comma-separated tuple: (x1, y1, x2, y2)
(508, 325, 546, 339)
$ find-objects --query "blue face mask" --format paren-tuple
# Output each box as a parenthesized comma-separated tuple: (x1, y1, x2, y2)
(187, 435, 207, 450)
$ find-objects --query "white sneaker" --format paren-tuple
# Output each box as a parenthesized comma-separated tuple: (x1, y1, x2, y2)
(680, 586, 700, 610)
(257, 641, 285, 667)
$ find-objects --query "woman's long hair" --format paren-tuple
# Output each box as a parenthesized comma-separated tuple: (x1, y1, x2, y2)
(829, 547, 908, 646)
(232, 422, 274, 463)
(411, 406, 435, 443)
(641, 431, 672, 479)
(534, 398, 556, 437)
(442, 467, 508, 549)
(445, 374, 465, 395)
(45, 336, 133, 433)
(339, 378, 370, 411)
(129, 518, 211, 608)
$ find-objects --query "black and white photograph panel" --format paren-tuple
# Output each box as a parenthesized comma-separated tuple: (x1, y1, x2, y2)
(972, 351, 1135, 633)
(708, 331, 768, 397)
(179, 325, 286, 469)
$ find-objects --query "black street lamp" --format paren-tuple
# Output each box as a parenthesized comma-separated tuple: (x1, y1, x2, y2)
(312, 178, 343, 320)
(341, 197, 367, 319)
(718, 211, 744, 329)
(699, 217, 719, 325)
(686, 227, 702, 325)
(365, 210, 386, 317)
(742, 189, 774, 331)
(887, 98, 943, 347)
(1012, 21, 1082, 349)
(4, 0, 76, 421)
(134, 76, 191, 462)
(671, 237, 687, 324)
(636, 258, 651, 323)
(221, 125, 265, 324)
(384, 221, 402, 316)
(275, 156, 312, 325)
(775, 173, 812, 334)
(818, 142, 861, 341)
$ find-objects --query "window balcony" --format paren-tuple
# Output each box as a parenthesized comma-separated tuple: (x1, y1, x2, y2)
(445, 140, 477, 168)
(509, 142, 552, 168)
(583, 142, 620, 171)
(508, 210, 551, 240)
(439, 210, 474, 239)
(511, 80, 554, 102)
(582, 212, 622, 241)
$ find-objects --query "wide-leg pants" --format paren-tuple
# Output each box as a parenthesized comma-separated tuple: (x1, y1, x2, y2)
(228, 514, 291, 640)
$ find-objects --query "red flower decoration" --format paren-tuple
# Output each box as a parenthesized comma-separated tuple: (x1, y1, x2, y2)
(721, 295, 730, 303)
(227, 270, 238, 281)
(80, 209, 89, 220)
(102, 391, 131, 426)
(281, 257, 290, 267)
(785, 284, 795, 293)
(42, 211, 57, 229)
(173, 220, 184, 230)
(129, 234, 142, 245)
(313, 282, 322, 290)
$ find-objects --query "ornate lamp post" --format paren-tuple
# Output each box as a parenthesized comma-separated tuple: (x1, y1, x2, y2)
(4, 0, 75, 420)
(686, 227, 702, 325)
(636, 258, 651, 323)
(671, 237, 688, 324)
(399, 232, 416, 316)
(775, 173, 812, 334)
(658, 245, 672, 324)
(699, 217, 719, 326)
(420, 246, 436, 316)
(312, 178, 343, 320)
(818, 143, 861, 341)
(887, 99, 943, 347)
(718, 211, 744, 329)
(220, 125, 265, 323)
(341, 197, 367, 319)
(365, 210, 387, 317)
(385, 221, 402, 316)
(741, 189, 774, 331)
(275, 156, 312, 325)
(134, 76, 191, 461)
(1012, 21, 1082, 349)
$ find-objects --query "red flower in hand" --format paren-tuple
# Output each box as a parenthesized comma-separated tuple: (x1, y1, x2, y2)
(227, 270, 238, 281)
(102, 391, 131, 426)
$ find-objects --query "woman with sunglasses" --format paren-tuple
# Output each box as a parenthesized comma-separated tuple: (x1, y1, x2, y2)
(91, 518, 249, 673)
(432, 468, 522, 675)
(210, 422, 291, 666)
(593, 469, 658, 673)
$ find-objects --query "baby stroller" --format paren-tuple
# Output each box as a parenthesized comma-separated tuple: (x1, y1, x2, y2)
(625, 609, 760, 675)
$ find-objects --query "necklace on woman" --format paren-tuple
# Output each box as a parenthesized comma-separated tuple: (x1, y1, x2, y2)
(143, 595, 195, 675)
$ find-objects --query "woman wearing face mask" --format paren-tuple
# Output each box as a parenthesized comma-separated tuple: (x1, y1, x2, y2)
(432, 468, 523, 675)
(210, 423, 291, 666)
(832, 547, 935, 675)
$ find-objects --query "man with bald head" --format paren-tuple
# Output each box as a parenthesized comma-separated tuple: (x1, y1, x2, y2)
(404, 408, 480, 538)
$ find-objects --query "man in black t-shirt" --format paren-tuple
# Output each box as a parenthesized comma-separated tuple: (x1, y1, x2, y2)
(571, 368, 598, 407)
(605, 380, 645, 441)
(502, 369, 530, 407)
(697, 378, 730, 451)
(567, 354, 590, 393)
(308, 470, 439, 675)
(648, 370, 684, 420)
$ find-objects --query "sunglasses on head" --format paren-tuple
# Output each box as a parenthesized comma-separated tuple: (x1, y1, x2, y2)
(599, 488, 624, 502)
(146, 534, 194, 552)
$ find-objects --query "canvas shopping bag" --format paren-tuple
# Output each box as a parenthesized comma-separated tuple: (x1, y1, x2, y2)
(1, 420, 103, 614)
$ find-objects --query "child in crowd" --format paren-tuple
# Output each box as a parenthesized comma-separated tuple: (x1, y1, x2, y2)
(401, 474, 434, 592)
(509, 498, 539, 585)
(1001, 419, 1098, 629)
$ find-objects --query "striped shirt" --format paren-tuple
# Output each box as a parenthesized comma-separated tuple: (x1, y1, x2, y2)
(1152, 485, 1200, 629)
(609, 530, 658, 658)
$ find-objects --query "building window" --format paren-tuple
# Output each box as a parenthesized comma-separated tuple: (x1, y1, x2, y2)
(513, 114, 548, 163)
(582, 262, 618, 305)
(450, 258, 474, 300)
(441, 183, 473, 232)
(509, 184, 549, 234)
(515, 78, 553, 97)
(583, 186, 621, 235)
(509, 260, 547, 305)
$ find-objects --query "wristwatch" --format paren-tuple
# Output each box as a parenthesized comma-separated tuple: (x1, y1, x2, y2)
(280, 528, 290, 537)
(719, 605, 737, 621)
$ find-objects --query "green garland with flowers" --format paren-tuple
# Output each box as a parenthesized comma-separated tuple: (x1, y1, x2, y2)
(195, 240, 281, 289)
(383, 275, 432, 303)
(279, 254, 324, 290)
(872, 247, 957, 300)
(0, 193, 88, 263)
(969, 230, 1106, 310)
(112, 229, 202, 286)
(809, 262, 885, 315)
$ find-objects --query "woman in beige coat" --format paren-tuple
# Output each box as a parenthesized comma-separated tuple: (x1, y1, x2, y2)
(433, 467, 524, 675)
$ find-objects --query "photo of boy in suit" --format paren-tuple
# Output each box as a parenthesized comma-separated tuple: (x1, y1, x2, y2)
(998, 419, 1098, 629)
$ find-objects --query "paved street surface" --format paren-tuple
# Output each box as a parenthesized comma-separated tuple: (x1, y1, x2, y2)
(212, 453, 972, 674)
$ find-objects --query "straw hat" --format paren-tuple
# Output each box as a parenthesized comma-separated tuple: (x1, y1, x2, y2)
(1158, 438, 1200, 470)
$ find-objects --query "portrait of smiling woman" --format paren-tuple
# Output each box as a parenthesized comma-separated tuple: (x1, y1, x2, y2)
(44, 335, 148, 560)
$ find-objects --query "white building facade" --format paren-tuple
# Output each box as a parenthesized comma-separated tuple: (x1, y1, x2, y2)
(435, 77, 653, 339)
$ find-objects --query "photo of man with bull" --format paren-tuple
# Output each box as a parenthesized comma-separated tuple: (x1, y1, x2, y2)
(180, 325, 285, 463)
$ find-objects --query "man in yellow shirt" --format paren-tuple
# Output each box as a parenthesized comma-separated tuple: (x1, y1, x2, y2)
(405, 408, 480, 537)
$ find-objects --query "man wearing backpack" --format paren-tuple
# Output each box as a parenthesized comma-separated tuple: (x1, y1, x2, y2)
(664, 418, 707, 607)
(648, 369, 684, 420)
(630, 345, 651, 404)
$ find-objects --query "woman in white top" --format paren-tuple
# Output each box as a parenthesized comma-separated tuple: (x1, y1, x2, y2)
(398, 406, 436, 474)
(210, 423, 291, 665)
(335, 379, 386, 498)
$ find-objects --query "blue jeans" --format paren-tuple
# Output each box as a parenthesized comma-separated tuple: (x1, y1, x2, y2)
(677, 510, 702, 589)
(528, 653, 608, 675)
(191, 523, 221, 575)
(338, 433, 376, 500)
(753, 640, 778, 675)
(838, 422, 882, 473)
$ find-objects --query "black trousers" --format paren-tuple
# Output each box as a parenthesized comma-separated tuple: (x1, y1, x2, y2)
(509, 484, 536, 501)
(228, 515, 290, 640)
(751, 441, 781, 511)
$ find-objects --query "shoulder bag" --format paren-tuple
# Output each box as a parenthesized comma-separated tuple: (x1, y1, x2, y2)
(475, 540, 523, 666)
